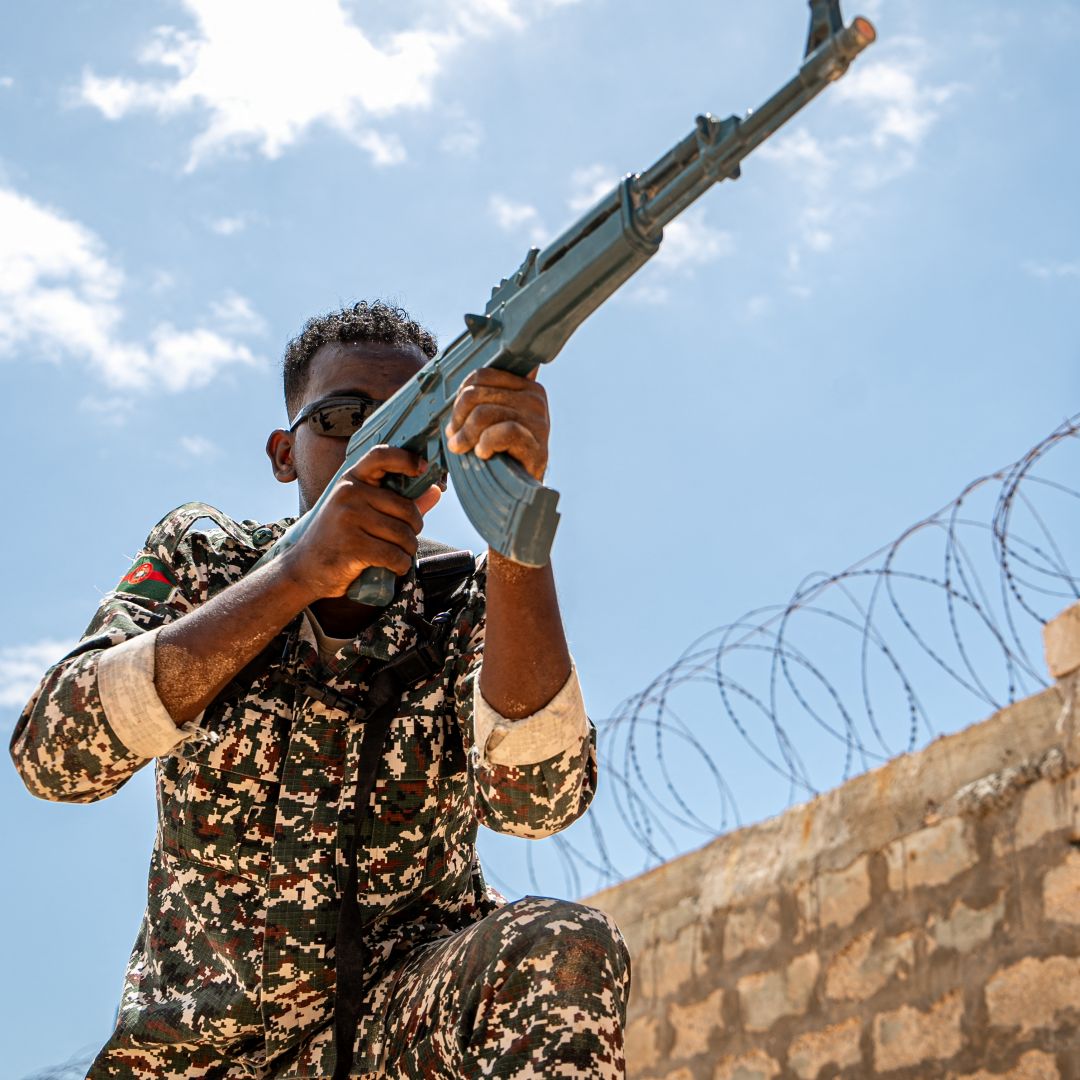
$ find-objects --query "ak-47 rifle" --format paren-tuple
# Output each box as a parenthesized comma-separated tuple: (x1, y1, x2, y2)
(255, 0, 876, 605)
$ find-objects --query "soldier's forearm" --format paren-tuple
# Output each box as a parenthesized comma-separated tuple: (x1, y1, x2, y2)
(154, 556, 317, 724)
(478, 549, 571, 720)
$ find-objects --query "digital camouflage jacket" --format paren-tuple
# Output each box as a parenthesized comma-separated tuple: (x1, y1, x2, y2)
(10, 504, 597, 1077)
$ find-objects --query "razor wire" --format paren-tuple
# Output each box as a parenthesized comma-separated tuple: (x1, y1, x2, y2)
(480, 414, 1080, 898)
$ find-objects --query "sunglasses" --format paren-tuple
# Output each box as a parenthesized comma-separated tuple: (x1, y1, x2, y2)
(288, 393, 386, 438)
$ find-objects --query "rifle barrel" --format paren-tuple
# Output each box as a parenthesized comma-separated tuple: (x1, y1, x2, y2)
(637, 15, 876, 234)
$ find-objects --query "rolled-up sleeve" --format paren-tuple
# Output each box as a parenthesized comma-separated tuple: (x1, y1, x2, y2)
(448, 562, 597, 840)
(473, 663, 589, 766)
(97, 627, 201, 759)
(10, 544, 201, 803)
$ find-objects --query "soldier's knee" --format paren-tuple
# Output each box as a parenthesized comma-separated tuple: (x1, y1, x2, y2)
(512, 897, 630, 989)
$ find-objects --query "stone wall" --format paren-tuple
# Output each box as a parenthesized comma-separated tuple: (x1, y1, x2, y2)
(586, 611, 1080, 1078)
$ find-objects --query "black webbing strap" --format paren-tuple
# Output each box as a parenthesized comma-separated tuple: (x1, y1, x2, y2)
(416, 549, 475, 617)
(329, 614, 453, 1080)
(210, 547, 472, 710)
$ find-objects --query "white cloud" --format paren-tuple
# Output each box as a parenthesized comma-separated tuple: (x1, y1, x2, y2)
(1023, 259, 1080, 281)
(441, 118, 484, 157)
(209, 213, 249, 236)
(489, 194, 548, 245)
(210, 291, 266, 335)
(0, 184, 260, 392)
(628, 283, 672, 306)
(745, 295, 772, 320)
(653, 208, 735, 272)
(179, 434, 220, 459)
(0, 640, 77, 708)
(0, 76, 14, 90)
(761, 39, 959, 285)
(625, 208, 734, 305)
(759, 129, 835, 189)
(79, 394, 136, 427)
(149, 269, 176, 293)
(348, 129, 407, 167)
(833, 57, 958, 153)
(568, 164, 616, 212)
(77, 0, 580, 170)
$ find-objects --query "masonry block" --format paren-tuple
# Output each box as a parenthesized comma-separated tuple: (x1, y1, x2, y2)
(653, 924, 699, 1000)
(872, 990, 964, 1071)
(954, 1049, 1060, 1079)
(1043, 602, 1080, 678)
(986, 955, 1080, 1035)
(712, 1050, 780, 1080)
(656, 895, 701, 942)
(669, 988, 724, 1060)
(1009, 777, 1071, 852)
(738, 952, 819, 1032)
(724, 898, 781, 962)
(584, 685, 1080, 1080)
(624, 1015, 661, 1073)
(884, 817, 976, 891)
(796, 856, 870, 939)
(825, 929, 916, 1001)
(927, 894, 1005, 954)
(786, 1017, 862, 1078)
(1043, 850, 1080, 925)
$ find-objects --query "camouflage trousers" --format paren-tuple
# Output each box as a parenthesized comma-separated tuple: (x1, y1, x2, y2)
(88, 897, 629, 1079)
(373, 896, 630, 1079)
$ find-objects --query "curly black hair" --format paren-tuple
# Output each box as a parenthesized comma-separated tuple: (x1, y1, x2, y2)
(282, 300, 438, 418)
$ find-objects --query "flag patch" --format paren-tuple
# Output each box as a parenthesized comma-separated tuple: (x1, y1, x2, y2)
(115, 555, 178, 601)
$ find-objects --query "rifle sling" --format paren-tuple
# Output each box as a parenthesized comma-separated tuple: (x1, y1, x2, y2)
(328, 611, 452, 1080)
(203, 544, 475, 1076)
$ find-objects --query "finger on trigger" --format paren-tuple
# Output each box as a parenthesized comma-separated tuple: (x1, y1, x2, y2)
(351, 445, 427, 484)
(368, 487, 425, 532)
(363, 537, 414, 577)
(363, 513, 420, 559)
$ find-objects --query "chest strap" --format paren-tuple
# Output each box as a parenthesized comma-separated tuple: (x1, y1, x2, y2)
(330, 612, 452, 1080)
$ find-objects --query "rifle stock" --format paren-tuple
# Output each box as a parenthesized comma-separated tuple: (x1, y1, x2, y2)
(254, 2, 876, 606)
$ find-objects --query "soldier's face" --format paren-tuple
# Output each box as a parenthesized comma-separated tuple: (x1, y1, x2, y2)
(268, 341, 426, 513)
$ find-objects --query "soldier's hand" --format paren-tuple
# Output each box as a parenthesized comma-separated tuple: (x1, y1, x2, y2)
(444, 368, 549, 482)
(283, 446, 440, 600)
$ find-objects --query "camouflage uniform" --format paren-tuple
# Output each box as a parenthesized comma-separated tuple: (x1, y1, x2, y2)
(10, 504, 629, 1078)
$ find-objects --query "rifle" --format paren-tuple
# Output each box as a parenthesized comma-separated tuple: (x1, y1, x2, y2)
(255, 0, 876, 606)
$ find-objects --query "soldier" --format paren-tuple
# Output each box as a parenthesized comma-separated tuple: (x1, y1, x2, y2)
(11, 301, 630, 1079)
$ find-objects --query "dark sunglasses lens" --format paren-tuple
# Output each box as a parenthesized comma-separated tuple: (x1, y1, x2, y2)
(307, 402, 370, 436)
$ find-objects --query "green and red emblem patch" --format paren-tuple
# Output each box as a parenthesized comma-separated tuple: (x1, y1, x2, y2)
(115, 555, 178, 601)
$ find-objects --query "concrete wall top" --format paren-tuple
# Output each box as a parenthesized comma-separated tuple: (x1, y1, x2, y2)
(586, 685, 1074, 934)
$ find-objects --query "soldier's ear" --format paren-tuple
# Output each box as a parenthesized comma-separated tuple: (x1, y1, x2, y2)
(266, 430, 297, 484)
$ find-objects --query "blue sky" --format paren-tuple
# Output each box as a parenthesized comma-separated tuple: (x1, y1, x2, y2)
(2, 0, 1078, 1072)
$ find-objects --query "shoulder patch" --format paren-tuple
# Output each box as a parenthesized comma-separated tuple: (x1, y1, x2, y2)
(115, 555, 178, 601)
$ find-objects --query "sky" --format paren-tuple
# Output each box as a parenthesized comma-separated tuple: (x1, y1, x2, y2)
(2, 0, 1079, 1072)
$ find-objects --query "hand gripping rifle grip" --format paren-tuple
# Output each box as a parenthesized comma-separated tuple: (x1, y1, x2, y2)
(346, 565, 397, 607)
(345, 467, 418, 605)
